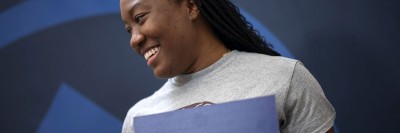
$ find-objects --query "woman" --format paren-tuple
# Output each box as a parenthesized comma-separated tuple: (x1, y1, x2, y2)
(120, 0, 336, 132)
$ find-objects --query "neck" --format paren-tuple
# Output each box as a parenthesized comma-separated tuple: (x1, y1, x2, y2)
(182, 15, 229, 74)
(183, 30, 229, 74)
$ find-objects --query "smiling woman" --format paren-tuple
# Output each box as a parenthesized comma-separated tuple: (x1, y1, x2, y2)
(120, 0, 335, 133)
(121, 0, 231, 78)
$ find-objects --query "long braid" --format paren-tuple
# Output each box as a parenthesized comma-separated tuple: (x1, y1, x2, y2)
(193, 0, 280, 56)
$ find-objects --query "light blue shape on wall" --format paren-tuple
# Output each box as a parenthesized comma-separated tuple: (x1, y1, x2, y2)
(240, 10, 294, 58)
(36, 83, 122, 133)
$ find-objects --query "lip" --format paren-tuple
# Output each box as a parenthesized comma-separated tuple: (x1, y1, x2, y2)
(146, 48, 159, 66)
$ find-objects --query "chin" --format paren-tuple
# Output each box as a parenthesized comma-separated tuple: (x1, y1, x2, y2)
(153, 70, 175, 79)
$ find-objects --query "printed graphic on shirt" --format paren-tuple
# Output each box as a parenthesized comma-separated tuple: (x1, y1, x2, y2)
(178, 101, 215, 110)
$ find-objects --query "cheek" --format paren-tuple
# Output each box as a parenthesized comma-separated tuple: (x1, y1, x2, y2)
(140, 21, 162, 38)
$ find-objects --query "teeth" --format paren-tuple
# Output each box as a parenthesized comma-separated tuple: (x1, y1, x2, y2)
(144, 47, 159, 60)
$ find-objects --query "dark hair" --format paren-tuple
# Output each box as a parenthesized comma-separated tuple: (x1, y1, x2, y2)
(190, 0, 280, 56)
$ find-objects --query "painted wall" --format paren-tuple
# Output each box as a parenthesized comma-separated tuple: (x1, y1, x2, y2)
(1, 0, 399, 132)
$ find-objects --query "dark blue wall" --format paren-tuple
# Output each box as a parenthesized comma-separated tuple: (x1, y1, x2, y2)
(1, 0, 399, 132)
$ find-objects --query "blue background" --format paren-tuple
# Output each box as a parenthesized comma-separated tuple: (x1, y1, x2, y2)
(1, 0, 399, 132)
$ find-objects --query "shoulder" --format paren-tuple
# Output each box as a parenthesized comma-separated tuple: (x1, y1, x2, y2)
(124, 96, 152, 120)
(233, 50, 297, 62)
(126, 84, 169, 117)
(227, 51, 299, 80)
(122, 88, 168, 133)
(232, 50, 298, 70)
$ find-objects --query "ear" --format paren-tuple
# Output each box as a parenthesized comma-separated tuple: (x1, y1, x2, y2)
(186, 0, 200, 20)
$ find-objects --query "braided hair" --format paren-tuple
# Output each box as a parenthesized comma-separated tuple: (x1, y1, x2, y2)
(177, 0, 280, 56)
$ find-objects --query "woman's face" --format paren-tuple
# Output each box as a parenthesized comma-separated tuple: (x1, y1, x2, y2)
(120, 0, 202, 78)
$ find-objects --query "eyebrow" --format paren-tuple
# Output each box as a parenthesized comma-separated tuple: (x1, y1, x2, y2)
(123, 2, 148, 24)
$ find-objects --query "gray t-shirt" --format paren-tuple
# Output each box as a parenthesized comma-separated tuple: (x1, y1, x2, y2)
(122, 50, 335, 133)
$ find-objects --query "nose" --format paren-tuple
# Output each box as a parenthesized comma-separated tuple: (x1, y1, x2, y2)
(129, 29, 145, 54)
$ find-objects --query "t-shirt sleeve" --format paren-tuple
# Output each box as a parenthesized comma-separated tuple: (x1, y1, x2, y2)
(122, 110, 135, 133)
(282, 61, 336, 133)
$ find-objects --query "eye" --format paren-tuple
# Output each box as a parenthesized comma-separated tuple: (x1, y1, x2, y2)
(134, 12, 149, 24)
(126, 27, 132, 34)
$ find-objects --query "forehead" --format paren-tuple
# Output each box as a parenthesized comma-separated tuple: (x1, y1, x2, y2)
(120, 0, 170, 8)
(120, 0, 151, 22)
(120, 0, 146, 11)
(120, 0, 178, 22)
(120, 0, 174, 15)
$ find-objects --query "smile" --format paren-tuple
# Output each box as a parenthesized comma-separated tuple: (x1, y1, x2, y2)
(144, 47, 160, 60)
